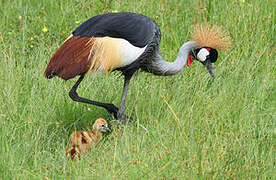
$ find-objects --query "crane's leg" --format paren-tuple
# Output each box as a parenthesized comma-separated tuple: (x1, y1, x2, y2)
(69, 75, 119, 118)
(117, 75, 132, 121)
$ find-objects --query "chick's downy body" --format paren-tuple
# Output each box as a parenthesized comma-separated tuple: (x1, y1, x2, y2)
(66, 118, 110, 160)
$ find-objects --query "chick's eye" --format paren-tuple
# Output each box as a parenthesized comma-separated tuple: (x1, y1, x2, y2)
(101, 124, 105, 127)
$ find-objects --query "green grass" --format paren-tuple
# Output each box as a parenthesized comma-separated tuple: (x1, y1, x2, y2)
(0, 0, 275, 179)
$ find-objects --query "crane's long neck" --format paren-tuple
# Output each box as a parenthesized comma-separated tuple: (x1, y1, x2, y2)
(151, 41, 198, 76)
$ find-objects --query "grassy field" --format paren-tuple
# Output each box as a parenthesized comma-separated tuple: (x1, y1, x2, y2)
(0, 0, 275, 179)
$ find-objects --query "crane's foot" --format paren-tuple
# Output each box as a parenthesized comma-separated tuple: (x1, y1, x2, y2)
(105, 104, 132, 122)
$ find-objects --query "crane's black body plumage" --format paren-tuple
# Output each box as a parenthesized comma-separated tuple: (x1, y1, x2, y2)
(73, 12, 158, 48)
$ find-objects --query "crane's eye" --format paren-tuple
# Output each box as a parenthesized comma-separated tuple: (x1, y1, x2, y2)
(197, 48, 210, 62)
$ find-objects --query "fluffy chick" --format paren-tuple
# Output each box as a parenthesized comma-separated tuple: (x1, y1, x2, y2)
(66, 118, 110, 160)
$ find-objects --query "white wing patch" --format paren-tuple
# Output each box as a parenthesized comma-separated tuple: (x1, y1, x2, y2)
(88, 37, 147, 73)
(118, 38, 147, 67)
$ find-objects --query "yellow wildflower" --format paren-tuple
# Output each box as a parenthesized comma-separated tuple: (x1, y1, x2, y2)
(42, 27, 48, 33)
(29, 45, 34, 48)
(112, 10, 119, 13)
(18, 15, 22, 21)
(75, 20, 80, 24)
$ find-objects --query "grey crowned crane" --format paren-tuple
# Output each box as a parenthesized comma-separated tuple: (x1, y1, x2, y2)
(44, 12, 231, 121)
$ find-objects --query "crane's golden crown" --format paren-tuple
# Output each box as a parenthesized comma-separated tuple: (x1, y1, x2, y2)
(192, 24, 232, 50)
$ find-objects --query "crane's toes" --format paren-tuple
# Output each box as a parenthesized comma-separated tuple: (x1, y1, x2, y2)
(104, 104, 132, 122)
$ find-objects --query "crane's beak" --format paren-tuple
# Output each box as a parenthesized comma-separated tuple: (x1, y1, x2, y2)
(202, 58, 215, 78)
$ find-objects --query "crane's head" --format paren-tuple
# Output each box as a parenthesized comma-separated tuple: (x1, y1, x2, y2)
(190, 47, 218, 77)
(189, 24, 232, 77)
(93, 118, 111, 132)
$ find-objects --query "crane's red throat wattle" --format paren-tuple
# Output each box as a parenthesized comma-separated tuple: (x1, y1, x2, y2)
(187, 55, 193, 67)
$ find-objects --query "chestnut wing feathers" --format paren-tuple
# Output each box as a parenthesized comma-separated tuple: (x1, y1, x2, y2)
(44, 36, 95, 80)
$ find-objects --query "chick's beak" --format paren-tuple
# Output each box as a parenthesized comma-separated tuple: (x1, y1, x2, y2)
(104, 126, 111, 132)
(202, 57, 215, 78)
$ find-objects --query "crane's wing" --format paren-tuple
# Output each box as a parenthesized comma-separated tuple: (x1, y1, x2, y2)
(45, 12, 157, 80)
(73, 12, 156, 48)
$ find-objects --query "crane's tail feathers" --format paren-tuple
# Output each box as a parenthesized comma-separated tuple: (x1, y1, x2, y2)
(192, 24, 232, 50)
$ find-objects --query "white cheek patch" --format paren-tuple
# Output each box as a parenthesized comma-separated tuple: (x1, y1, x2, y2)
(197, 48, 210, 62)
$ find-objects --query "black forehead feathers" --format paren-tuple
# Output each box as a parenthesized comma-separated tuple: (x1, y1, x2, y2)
(209, 48, 218, 63)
